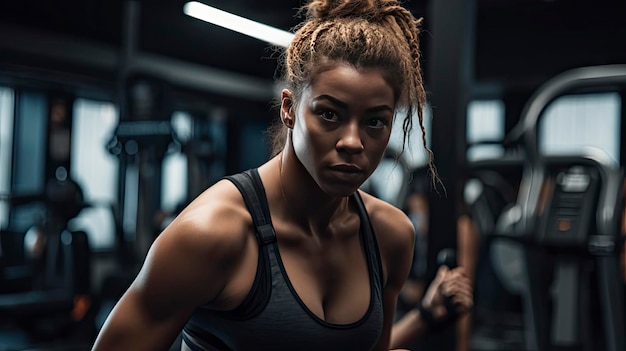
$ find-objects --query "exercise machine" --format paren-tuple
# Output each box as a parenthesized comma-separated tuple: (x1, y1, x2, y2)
(492, 65, 626, 351)
(0, 176, 93, 344)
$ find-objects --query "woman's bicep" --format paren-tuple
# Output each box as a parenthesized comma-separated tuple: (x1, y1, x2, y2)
(92, 285, 189, 351)
(93, 214, 246, 351)
(132, 228, 226, 319)
(373, 283, 404, 351)
(366, 200, 416, 350)
(92, 232, 208, 350)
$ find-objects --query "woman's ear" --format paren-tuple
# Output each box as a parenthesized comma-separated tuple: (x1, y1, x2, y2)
(281, 89, 295, 129)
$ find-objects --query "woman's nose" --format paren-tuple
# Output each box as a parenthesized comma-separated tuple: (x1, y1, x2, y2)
(336, 121, 364, 154)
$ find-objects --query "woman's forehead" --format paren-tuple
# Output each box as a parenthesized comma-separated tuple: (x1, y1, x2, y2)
(302, 65, 395, 107)
(301, 59, 402, 100)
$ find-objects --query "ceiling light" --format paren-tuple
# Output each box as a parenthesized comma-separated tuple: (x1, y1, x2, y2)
(183, 1, 294, 48)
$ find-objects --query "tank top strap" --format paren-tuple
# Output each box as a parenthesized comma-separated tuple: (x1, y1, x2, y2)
(223, 168, 277, 246)
(352, 191, 385, 291)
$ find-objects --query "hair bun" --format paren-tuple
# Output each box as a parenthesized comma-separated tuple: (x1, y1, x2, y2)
(304, 0, 401, 22)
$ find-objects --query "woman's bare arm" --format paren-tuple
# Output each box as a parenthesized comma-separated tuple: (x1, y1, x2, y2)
(92, 180, 254, 351)
(358, 192, 416, 351)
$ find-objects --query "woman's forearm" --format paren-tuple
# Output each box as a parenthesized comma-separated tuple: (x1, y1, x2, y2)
(390, 308, 428, 349)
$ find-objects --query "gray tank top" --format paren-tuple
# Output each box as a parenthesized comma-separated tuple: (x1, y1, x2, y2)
(182, 169, 384, 351)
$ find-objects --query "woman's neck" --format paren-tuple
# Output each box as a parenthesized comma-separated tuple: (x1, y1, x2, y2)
(261, 147, 351, 234)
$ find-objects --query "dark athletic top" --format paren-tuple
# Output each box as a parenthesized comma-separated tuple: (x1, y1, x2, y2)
(182, 168, 385, 351)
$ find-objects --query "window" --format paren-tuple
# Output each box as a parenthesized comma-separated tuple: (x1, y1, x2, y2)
(69, 99, 119, 250)
(466, 100, 505, 161)
(539, 92, 621, 164)
(11, 92, 47, 230)
(161, 108, 229, 214)
(161, 111, 190, 213)
(0, 87, 14, 229)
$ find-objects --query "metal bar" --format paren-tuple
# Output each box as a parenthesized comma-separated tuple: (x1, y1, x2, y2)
(0, 23, 276, 101)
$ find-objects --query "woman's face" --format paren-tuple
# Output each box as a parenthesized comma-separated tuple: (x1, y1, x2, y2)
(286, 63, 396, 197)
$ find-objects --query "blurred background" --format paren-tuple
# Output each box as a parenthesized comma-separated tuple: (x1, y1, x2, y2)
(0, 0, 625, 350)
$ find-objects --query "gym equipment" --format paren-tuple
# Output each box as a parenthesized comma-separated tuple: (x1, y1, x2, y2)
(462, 147, 528, 351)
(107, 87, 177, 268)
(491, 65, 626, 351)
(0, 177, 93, 342)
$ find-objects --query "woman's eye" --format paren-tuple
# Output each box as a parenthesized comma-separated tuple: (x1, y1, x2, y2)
(368, 118, 387, 128)
(319, 111, 339, 121)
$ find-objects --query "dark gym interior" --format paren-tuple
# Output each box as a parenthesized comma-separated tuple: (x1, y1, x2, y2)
(0, 0, 625, 350)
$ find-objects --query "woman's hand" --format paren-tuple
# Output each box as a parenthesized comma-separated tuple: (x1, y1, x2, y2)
(420, 266, 473, 323)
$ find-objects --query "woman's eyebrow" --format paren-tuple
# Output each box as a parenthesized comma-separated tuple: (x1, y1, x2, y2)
(313, 94, 393, 113)
(312, 94, 348, 110)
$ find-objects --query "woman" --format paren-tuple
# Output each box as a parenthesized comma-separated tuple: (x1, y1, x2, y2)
(92, 0, 472, 350)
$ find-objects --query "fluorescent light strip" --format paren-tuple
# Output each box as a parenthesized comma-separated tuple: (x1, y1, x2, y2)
(183, 1, 294, 48)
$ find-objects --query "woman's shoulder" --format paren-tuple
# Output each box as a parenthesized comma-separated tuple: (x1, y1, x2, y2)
(129, 178, 258, 310)
(158, 178, 255, 261)
(357, 190, 415, 243)
(357, 190, 415, 287)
